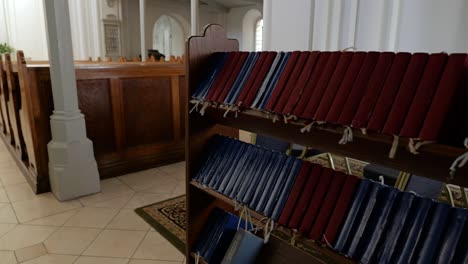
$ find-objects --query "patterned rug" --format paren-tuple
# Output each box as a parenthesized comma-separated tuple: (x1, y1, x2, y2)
(135, 195, 186, 253)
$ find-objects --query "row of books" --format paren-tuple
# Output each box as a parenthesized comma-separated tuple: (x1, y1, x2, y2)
(193, 208, 263, 264)
(192, 51, 468, 147)
(193, 135, 468, 263)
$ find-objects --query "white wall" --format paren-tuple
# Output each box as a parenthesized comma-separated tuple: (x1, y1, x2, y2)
(265, 0, 468, 53)
(226, 5, 262, 51)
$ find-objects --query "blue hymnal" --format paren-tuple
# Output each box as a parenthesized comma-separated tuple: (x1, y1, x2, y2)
(249, 154, 285, 210)
(241, 151, 273, 205)
(257, 52, 292, 109)
(208, 140, 242, 189)
(193, 52, 229, 100)
(234, 148, 267, 202)
(435, 208, 467, 263)
(227, 147, 262, 198)
(221, 229, 263, 264)
(224, 52, 260, 105)
(216, 143, 248, 192)
(251, 52, 284, 108)
(222, 145, 256, 196)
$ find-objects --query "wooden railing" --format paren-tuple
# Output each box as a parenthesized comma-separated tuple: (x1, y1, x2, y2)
(0, 51, 186, 193)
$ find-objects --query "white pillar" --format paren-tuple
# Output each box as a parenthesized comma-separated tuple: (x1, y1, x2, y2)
(190, 0, 199, 35)
(139, 0, 146, 61)
(42, 0, 100, 201)
(262, 0, 272, 50)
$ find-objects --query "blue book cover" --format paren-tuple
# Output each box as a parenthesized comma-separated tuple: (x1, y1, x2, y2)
(222, 145, 256, 196)
(208, 140, 242, 189)
(358, 187, 399, 263)
(390, 196, 432, 264)
(251, 52, 284, 108)
(233, 148, 266, 202)
(224, 52, 260, 105)
(194, 208, 227, 258)
(194, 136, 227, 182)
(203, 139, 237, 185)
(216, 143, 248, 192)
(346, 182, 384, 258)
(192, 52, 228, 99)
(240, 151, 273, 205)
(411, 202, 451, 264)
(249, 154, 285, 210)
(451, 209, 468, 264)
(227, 52, 261, 105)
(221, 229, 263, 264)
(267, 158, 302, 220)
(226, 147, 262, 198)
(435, 208, 467, 263)
(258, 52, 292, 109)
(201, 138, 235, 185)
(254, 155, 291, 213)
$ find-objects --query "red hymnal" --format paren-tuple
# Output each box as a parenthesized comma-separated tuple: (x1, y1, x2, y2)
(216, 52, 249, 102)
(322, 174, 360, 245)
(236, 52, 269, 106)
(382, 53, 429, 135)
(308, 171, 346, 240)
(242, 52, 278, 107)
(323, 52, 366, 124)
(313, 52, 357, 121)
(288, 165, 322, 229)
(281, 51, 321, 115)
(293, 52, 337, 118)
(351, 52, 395, 128)
(419, 54, 467, 141)
(366, 52, 411, 132)
(264, 51, 301, 111)
(207, 52, 239, 101)
(273, 52, 310, 113)
(277, 163, 313, 226)
(336, 52, 380, 126)
(298, 168, 334, 234)
(399, 53, 448, 138)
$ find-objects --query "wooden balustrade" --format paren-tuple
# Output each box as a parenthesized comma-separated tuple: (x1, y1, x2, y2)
(0, 52, 186, 193)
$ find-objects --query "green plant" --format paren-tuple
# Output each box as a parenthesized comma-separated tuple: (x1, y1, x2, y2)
(0, 43, 14, 54)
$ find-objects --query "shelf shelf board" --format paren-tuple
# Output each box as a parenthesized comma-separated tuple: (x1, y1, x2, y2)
(191, 103, 467, 187)
(190, 180, 356, 264)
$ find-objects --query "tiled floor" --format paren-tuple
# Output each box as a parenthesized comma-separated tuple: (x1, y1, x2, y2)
(0, 140, 186, 264)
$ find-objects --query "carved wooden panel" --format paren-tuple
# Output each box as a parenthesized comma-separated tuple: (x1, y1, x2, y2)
(77, 79, 116, 155)
(122, 77, 174, 147)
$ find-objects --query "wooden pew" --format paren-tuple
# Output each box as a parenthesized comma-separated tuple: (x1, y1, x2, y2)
(0, 55, 13, 142)
(15, 52, 186, 193)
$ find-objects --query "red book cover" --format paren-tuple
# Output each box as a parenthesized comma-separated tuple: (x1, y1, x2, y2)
(292, 52, 335, 117)
(281, 51, 321, 115)
(243, 52, 278, 107)
(419, 54, 468, 141)
(382, 53, 429, 135)
(322, 174, 360, 245)
(366, 52, 411, 132)
(277, 162, 313, 226)
(207, 52, 239, 101)
(336, 52, 380, 126)
(399, 53, 448, 138)
(264, 51, 301, 111)
(216, 52, 249, 103)
(236, 52, 269, 105)
(324, 52, 366, 124)
(288, 165, 322, 229)
(308, 171, 346, 240)
(313, 52, 357, 121)
(273, 52, 310, 113)
(351, 52, 395, 129)
(298, 168, 334, 234)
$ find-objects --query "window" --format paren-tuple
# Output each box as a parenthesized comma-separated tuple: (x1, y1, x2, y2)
(103, 20, 121, 57)
(255, 19, 263, 51)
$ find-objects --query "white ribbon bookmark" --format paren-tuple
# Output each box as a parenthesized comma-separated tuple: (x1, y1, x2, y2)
(339, 126, 353, 145)
(449, 138, 468, 180)
(388, 135, 399, 159)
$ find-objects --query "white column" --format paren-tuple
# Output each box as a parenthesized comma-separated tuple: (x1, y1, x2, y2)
(42, 0, 100, 201)
(190, 0, 199, 35)
(139, 0, 146, 61)
(262, 0, 272, 50)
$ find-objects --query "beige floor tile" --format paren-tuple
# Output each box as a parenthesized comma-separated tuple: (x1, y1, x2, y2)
(83, 229, 146, 258)
(0, 203, 18, 224)
(107, 209, 150, 231)
(74, 256, 130, 264)
(0, 187, 10, 203)
(14, 243, 47, 263)
(0, 225, 57, 250)
(4, 183, 36, 202)
(129, 260, 181, 264)
(170, 182, 185, 197)
(44, 227, 101, 255)
(0, 168, 27, 186)
(118, 169, 174, 193)
(0, 250, 17, 264)
(64, 207, 119, 228)
(12, 193, 82, 223)
(137, 174, 179, 195)
(158, 162, 185, 181)
(132, 232, 184, 261)
(123, 193, 171, 210)
(0, 223, 16, 237)
(87, 193, 134, 209)
(22, 254, 78, 264)
(26, 210, 78, 226)
(79, 179, 135, 206)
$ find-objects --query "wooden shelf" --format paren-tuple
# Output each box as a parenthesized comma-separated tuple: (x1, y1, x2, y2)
(192, 104, 468, 187)
(190, 181, 356, 264)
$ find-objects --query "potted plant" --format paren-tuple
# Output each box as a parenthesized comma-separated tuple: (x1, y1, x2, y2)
(0, 43, 14, 54)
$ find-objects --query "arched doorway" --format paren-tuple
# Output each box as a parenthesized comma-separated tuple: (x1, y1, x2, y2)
(152, 15, 185, 59)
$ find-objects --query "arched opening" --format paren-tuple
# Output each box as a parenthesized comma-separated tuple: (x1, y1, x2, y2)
(242, 9, 262, 51)
(255, 19, 263, 51)
(152, 15, 185, 59)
